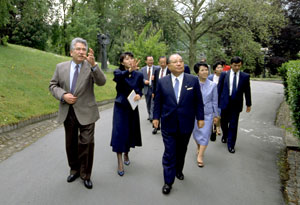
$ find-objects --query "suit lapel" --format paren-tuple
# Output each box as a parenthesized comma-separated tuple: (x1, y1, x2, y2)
(178, 74, 188, 104)
(166, 75, 177, 103)
(74, 61, 88, 94)
(237, 71, 243, 91)
(225, 71, 230, 94)
(66, 61, 72, 92)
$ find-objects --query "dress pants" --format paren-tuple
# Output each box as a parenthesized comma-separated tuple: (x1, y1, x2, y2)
(162, 130, 191, 185)
(145, 87, 153, 120)
(64, 106, 95, 180)
(221, 100, 240, 149)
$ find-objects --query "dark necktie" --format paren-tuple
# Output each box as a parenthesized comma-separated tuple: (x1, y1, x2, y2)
(174, 78, 179, 103)
(232, 72, 237, 99)
(70, 64, 79, 94)
(147, 67, 151, 80)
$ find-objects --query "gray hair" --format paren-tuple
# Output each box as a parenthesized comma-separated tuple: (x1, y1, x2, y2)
(70, 37, 88, 51)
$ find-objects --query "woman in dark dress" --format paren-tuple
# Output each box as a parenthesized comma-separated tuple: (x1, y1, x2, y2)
(111, 52, 144, 176)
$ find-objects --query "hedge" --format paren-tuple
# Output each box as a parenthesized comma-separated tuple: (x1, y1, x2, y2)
(281, 60, 300, 139)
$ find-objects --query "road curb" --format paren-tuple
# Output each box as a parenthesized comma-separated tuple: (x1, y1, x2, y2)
(0, 99, 115, 135)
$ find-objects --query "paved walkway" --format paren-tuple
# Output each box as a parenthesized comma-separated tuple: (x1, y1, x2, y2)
(0, 81, 286, 204)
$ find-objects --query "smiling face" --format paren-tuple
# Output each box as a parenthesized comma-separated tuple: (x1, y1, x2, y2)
(215, 64, 223, 76)
(70, 42, 87, 64)
(198, 66, 209, 80)
(146, 56, 154, 67)
(158, 57, 167, 69)
(168, 54, 184, 77)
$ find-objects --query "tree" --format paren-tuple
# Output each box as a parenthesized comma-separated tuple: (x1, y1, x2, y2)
(0, 0, 13, 45)
(124, 22, 167, 67)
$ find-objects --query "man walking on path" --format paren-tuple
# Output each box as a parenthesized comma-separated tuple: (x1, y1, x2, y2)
(153, 54, 204, 195)
(49, 37, 106, 189)
(218, 56, 251, 153)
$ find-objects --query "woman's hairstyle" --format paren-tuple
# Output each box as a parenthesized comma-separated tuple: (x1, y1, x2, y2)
(213, 61, 223, 71)
(119, 52, 134, 71)
(194, 62, 208, 74)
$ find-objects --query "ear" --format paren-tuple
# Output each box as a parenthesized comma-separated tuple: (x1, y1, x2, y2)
(70, 50, 73, 57)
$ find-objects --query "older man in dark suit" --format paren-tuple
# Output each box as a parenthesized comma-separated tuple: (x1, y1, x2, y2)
(153, 54, 204, 195)
(218, 56, 252, 153)
(49, 37, 106, 189)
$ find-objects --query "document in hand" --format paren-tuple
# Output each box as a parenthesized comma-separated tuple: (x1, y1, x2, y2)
(127, 90, 139, 110)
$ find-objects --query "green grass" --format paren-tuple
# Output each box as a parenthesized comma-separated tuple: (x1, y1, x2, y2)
(0, 44, 117, 126)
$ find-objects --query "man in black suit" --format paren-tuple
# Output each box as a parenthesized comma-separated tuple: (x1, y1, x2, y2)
(152, 56, 169, 134)
(218, 56, 252, 153)
(153, 54, 204, 195)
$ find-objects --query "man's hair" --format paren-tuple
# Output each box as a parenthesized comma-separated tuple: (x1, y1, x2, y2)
(213, 61, 223, 71)
(194, 62, 209, 74)
(70, 37, 88, 51)
(158, 56, 168, 64)
(119, 52, 134, 71)
(167, 53, 182, 64)
(145, 56, 153, 61)
(231, 56, 243, 65)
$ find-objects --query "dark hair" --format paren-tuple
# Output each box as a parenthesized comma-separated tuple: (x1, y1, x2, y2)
(213, 61, 223, 71)
(220, 60, 226, 66)
(231, 56, 243, 65)
(119, 52, 134, 71)
(145, 56, 153, 61)
(194, 62, 209, 74)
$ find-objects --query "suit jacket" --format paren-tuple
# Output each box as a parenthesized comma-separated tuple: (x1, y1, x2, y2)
(49, 60, 106, 125)
(207, 74, 214, 81)
(152, 67, 170, 95)
(153, 73, 204, 134)
(218, 71, 251, 112)
(200, 79, 219, 117)
(140, 66, 158, 95)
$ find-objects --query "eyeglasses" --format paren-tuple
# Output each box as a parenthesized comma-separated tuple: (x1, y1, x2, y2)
(169, 60, 184, 64)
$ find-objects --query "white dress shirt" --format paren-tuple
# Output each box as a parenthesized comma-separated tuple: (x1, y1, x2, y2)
(70, 61, 82, 90)
(171, 72, 184, 102)
(159, 66, 168, 79)
(212, 74, 220, 84)
(229, 69, 240, 96)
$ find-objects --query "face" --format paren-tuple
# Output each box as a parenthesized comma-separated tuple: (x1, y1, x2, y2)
(158, 57, 167, 69)
(122, 55, 134, 69)
(146, 56, 154, 67)
(70, 42, 87, 64)
(168, 54, 184, 76)
(198, 66, 209, 79)
(231, 62, 242, 73)
(215, 65, 223, 75)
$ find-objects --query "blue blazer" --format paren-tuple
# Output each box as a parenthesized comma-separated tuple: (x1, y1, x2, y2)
(218, 71, 252, 112)
(207, 74, 214, 81)
(153, 73, 204, 134)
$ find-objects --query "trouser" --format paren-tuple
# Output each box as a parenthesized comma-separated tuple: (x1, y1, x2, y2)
(64, 106, 95, 180)
(162, 130, 191, 185)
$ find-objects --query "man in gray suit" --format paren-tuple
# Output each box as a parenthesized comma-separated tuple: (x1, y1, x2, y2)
(140, 56, 157, 121)
(49, 37, 106, 189)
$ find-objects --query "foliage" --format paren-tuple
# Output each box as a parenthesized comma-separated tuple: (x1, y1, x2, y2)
(123, 22, 167, 67)
(279, 62, 290, 100)
(286, 60, 300, 138)
(0, 44, 117, 126)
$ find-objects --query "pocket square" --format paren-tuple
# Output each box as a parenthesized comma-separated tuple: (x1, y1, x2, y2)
(187, 87, 193, 90)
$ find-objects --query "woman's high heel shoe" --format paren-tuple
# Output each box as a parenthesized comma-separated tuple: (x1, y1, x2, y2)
(118, 170, 124, 176)
(124, 160, 130, 166)
(197, 161, 204, 168)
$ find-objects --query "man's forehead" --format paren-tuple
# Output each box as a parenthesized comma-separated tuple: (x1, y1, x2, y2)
(170, 54, 182, 61)
(75, 42, 86, 47)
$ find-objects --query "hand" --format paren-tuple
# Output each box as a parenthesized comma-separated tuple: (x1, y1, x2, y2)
(144, 80, 149, 85)
(134, 94, 141, 101)
(152, 119, 159, 128)
(151, 75, 154, 81)
(129, 59, 140, 72)
(197, 120, 204, 128)
(63, 93, 77, 104)
(152, 93, 154, 98)
(246, 106, 251, 113)
(84, 48, 96, 67)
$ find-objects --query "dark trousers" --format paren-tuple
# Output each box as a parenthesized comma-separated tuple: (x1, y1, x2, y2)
(221, 101, 240, 149)
(161, 130, 191, 185)
(64, 106, 95, 180)
(145, 88, 153, 120)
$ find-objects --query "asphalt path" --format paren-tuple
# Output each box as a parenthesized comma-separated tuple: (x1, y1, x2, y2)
(0, 81, 285, 205)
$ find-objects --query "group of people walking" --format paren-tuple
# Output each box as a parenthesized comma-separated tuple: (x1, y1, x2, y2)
(49, 37, 252, 195)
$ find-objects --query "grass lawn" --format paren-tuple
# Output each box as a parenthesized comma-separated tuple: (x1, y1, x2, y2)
(0, 44, 117, 127)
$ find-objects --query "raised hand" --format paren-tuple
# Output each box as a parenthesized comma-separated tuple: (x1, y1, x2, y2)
(84, 48, 96, 67)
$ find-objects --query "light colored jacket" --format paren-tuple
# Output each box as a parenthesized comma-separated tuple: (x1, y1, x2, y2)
(49, 60, 106, 125)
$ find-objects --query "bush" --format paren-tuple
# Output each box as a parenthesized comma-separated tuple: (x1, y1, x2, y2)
(1, 35, 9, 46)
(286, 60, 300, 139)
(279, 62, 289, 100)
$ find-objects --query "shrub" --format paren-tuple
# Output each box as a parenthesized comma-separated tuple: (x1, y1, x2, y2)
(286, 60, 300, 139)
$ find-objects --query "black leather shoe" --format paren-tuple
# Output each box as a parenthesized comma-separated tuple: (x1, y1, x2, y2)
(152, 128, 158, 134)
(210, 132, 216, 141)
(228, 147, 235, 154)
(67, 173, 79, 183)
(176, 173, 184, 180)
(162, 184, 172, 195)
(84, 179, 93, 189)
(221, 137, 227, 143)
